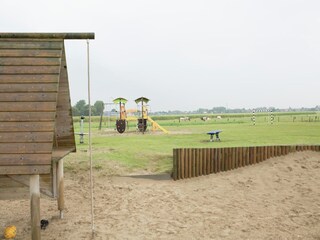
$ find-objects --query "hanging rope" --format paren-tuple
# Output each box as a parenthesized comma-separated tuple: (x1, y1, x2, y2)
(87, 39, 95, 236)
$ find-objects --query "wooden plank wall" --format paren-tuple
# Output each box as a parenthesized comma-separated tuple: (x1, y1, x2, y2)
(172, 145, 320, 180)
(0, 39, 62, 175)
(0, 38, 77, 199)
(53, 46, 76, 151)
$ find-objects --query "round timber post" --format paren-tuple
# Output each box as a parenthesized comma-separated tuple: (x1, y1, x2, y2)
(57, 159, 65, 219)
(30, 174, 41, 240)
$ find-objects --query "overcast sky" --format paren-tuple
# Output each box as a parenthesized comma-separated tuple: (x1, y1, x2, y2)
(1, 0, 319, 111)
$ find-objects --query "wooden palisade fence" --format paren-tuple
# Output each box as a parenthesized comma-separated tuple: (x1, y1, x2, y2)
(172, 145, 320, 180)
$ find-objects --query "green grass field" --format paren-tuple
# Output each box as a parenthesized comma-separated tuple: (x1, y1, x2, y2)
(65, 112, 320, 175)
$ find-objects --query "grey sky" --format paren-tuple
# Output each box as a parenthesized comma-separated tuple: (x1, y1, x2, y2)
(1, 0, 319, 111)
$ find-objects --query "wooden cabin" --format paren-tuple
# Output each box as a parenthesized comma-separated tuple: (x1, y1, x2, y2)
(0, 32, 94, 239)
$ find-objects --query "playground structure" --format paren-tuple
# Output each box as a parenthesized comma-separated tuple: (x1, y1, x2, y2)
(0, 32, 94, 239)
(135, 96, 149, 133)
(112, 96, 169, 134)
(113, 97, 128, 133)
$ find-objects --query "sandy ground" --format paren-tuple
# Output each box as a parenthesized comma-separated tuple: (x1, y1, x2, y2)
(1, 151, 320, 240)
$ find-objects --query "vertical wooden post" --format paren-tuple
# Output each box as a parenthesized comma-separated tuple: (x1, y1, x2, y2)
(202, 148, 207, 175)
(234, 147, 238, 169)
(193, 149, 197, 177)
(238, 147, 242, 167)
(199, 149, 203, 176)
(217, 148, 221, 173)
(57, 159, 64, 219)
(52, 161, 57, 198)
(189, 149, 192, 178)
(211, 148, 216, 173)
(192, 148, 196, 177)
(207, 148, 211, 174)
(30, 174, 41, 240)
(172, 149, 177, 180)
(180, 149, 184, 179)
(183, 149, 188, 178)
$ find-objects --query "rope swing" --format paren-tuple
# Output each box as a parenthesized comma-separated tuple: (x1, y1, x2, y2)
(86, 39, 95, 236)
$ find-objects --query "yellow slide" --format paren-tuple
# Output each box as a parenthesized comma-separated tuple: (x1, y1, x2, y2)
(147, 116, 169, 134)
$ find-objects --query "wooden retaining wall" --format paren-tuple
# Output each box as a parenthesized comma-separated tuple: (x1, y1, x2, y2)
(172, 145, 320, 180)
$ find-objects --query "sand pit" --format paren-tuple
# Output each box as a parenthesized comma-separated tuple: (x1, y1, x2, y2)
(1, 151, 320, 239)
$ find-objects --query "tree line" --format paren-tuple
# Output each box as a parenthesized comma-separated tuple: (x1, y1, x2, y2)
(72, 99, 105, 116)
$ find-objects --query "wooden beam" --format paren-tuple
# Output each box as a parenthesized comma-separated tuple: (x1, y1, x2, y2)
(0, 32, 95, 39)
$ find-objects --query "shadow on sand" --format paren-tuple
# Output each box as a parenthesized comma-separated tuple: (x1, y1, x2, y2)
(119, 173, 172, 181)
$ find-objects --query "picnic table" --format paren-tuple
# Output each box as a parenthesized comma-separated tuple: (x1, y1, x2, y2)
(207, 130, 222, 142)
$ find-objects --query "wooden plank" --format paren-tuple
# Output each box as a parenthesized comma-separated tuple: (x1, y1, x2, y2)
(0, 187, 29, 200)
(8, 174, 53, 197)
(0, 175, 25, 187)
(0, 41, 63, 49)
(0, 174, 53, 199)
(0, 112, 55, 122)
(0, 122, 54, 132)
(0, 57, 61, 66)
(0, 74, 59, 83)
(0, 132, 53, 143)
(0, 83, 58, 92)
(0, 165, 51, 174)
(54, 46, 76, 149)
(0, 66, 61, 74)
(0, 49, 62, 57)
(0, 102, 56, 112)
(0, 153, 51, 165)
(0, 142, 52, 154)
(0, 92, 57, 102)
(0, 32, 94, 39)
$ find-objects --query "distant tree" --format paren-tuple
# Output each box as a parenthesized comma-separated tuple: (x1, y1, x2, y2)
(94, 101, 105, 116)
(72, 99, 106, 116)
(72, 106, 80, 116)
(74, 100, 87, 116)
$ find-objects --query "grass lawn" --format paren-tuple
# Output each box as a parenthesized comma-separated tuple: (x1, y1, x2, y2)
(65, 113, 320, 175)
